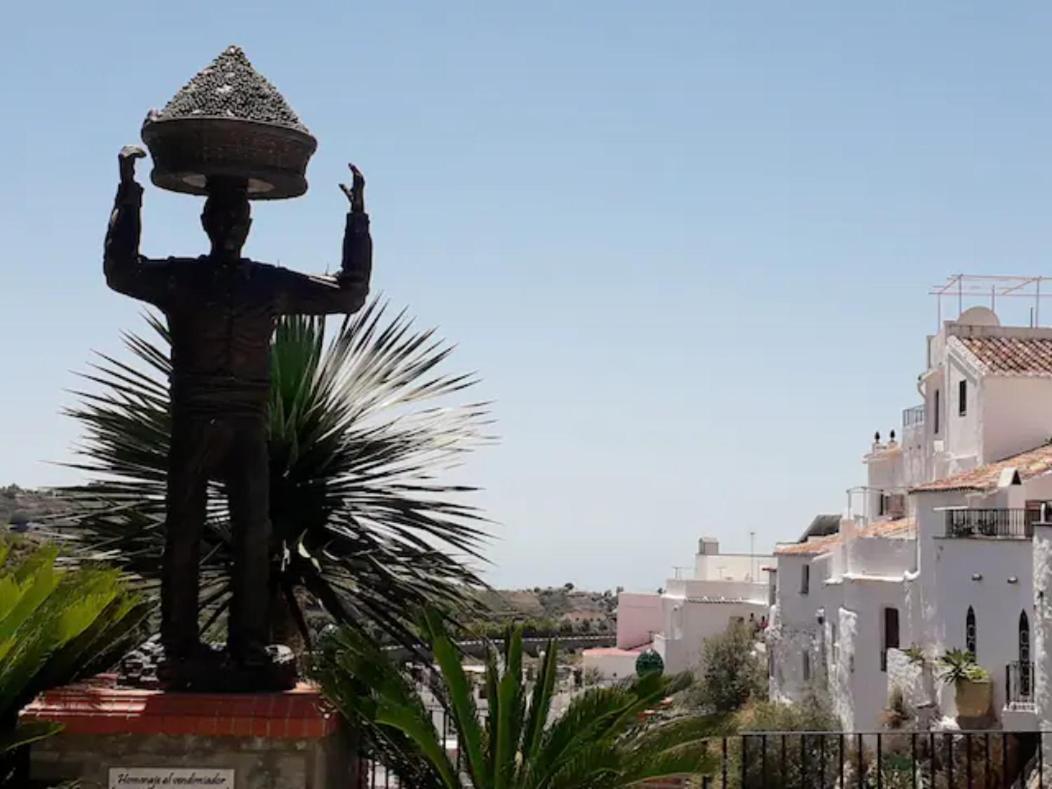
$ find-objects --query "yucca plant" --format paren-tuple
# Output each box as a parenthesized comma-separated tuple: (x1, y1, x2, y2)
(57, 301, 492, 651)
(937, 648, 988, 686)
(312, 610, 722, 788)
(0, 539, 148, 786)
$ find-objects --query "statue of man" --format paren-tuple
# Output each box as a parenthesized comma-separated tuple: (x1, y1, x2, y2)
(104, 146, 372, 682)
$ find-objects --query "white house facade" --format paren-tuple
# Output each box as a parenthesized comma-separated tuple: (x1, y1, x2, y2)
(769, 302, 1052, 736)
(584, 538, 773, 680)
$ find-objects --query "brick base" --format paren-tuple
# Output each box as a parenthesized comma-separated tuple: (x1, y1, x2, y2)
(20, 676, 356, 789)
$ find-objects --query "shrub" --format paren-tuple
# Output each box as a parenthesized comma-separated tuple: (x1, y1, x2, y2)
(692, 620, 768, 713)
(729, 687, 840, 788)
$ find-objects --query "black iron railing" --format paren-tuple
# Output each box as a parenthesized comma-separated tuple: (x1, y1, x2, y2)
(903, 404, 926, 428)
(1008, 661, 1036, 709)
(357, 729, 1050, 788)
(945, 509, 1035, 539)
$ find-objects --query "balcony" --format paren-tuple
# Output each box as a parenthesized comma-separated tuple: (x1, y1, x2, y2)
(1007, 660, 1035, 710)
(902, 404, 926, 428)
(944, 509, 1034, 539)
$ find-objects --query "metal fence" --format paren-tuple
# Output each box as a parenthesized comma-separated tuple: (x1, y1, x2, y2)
(357, 730, 1049, 788)
(945, 509, 1034, 539)
(1008, 661, 1035, 709)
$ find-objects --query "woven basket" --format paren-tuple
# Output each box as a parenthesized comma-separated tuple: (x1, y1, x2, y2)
(141, 116, 317, 200)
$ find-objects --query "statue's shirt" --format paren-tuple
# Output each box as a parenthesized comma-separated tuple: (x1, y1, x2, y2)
(104, 186, 371, 418)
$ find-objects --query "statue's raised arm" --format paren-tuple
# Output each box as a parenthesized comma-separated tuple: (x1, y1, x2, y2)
(103, 146, 173, 308)
(272, 163, 372, 316)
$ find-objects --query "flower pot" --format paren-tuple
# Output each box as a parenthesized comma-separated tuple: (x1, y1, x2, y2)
(955, 678, 993, 719)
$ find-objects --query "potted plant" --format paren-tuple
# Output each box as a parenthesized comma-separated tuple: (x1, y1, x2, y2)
(938, 648, 992, 719)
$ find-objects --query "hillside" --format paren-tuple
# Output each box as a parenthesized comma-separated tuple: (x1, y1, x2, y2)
(1, 486, 620, 638)
(471, 585, 619, 637)
(0, 485, 66, 527)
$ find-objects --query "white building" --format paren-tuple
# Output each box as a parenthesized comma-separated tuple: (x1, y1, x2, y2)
(585, 538, 773, 679)
(769, 287, 1052, 736)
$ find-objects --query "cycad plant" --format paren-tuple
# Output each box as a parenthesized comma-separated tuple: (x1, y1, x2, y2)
(59, 302, 491, 650)
(0, 540, 147, 785)
(313, 610, 721, 788)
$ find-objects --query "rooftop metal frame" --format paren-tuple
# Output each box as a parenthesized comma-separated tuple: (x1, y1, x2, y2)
(930, 274, 1052, 327)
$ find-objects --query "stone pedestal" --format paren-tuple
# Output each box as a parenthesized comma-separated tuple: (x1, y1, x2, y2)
(20, 676, 356, 789)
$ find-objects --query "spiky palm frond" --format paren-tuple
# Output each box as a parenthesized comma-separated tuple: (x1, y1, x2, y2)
(312, 612, 722, 789)
(56, 301, 493, 650)
(0, 540, 148, 786)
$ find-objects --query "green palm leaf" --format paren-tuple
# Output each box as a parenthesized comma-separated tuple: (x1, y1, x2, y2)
(0, 541, 146, 785)
(53, 302, 493, 651)
(313, 610, 720, 789)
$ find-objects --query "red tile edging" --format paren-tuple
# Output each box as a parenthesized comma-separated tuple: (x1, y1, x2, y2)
(20, 680, 339, 739)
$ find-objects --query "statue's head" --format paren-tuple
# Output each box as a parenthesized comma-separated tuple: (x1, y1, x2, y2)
(202, 178, 252, 258)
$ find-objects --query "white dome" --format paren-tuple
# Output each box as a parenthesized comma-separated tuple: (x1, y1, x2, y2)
(957, 306, 1000, 327)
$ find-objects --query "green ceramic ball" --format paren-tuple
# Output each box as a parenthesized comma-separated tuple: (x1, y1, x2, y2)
(635, 649, 664, 677)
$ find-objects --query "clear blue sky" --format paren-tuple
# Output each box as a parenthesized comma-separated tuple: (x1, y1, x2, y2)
(4, 2, 1052, 590)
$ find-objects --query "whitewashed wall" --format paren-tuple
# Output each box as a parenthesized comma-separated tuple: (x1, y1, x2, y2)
(659, 598, 767, 673)
(1033, 524, 1052, 771)
(945, 354, 981, 466)
(694, 552, 773, 582)
(981, 376, 1052, 463)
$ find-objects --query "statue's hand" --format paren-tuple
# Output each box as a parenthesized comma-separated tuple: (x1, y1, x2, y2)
(339, 163, 366, 214)
(118, 145, 146, 185)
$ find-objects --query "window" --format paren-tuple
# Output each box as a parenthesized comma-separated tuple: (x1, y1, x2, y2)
(802, 651, 811, 682)
(1020, 611, 1032, 696)
(934, 389, 941, 435)
(966, 606, 977, 658)
(882, 607, 900, 672)
(800, 564, 810, 595)
(959, 380, 967, 416)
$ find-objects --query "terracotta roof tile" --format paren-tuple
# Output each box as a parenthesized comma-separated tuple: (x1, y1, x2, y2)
(775, 517, 915, 556)
(952, 335, 1052, 376)
(583, 644, 651, 657)
(859, 517, 916, 539)
(775, 533, 840, 556)
(912, 442, 1052, 492)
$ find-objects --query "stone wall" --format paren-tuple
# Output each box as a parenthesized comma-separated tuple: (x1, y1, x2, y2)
(31, 730, 355, 789)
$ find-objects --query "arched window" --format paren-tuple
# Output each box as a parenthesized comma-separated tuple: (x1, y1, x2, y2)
(1020, 610, 1031, 664)
(965, 607, 977, 657)
(1020, 610, 1032, 696)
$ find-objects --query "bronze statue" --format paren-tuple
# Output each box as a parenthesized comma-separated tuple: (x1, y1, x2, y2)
(104, 150, 371, 688)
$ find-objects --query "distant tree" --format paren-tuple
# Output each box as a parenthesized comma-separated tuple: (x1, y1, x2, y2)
(616, 585, 624, 594)
(692, 620, 768, 713)
(563, 582, 574, 591)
